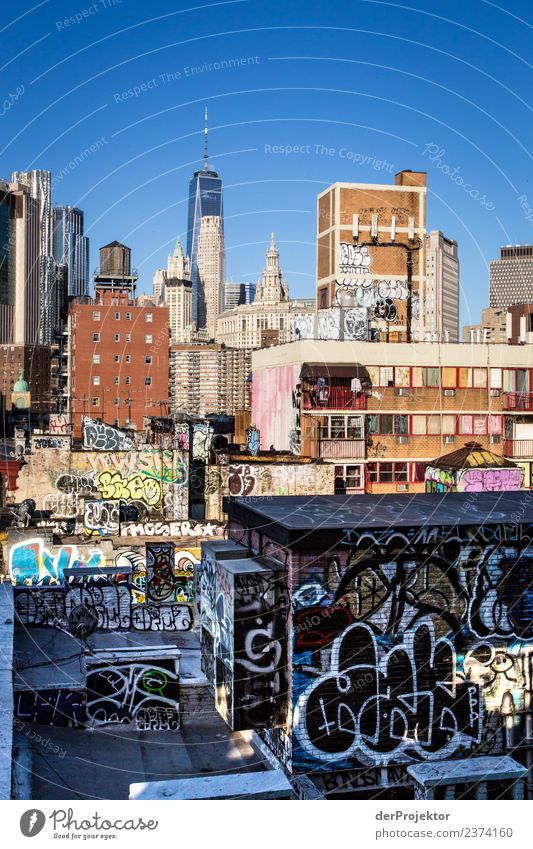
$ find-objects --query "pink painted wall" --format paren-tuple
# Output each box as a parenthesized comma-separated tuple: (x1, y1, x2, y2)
(252, 364, 301, 451)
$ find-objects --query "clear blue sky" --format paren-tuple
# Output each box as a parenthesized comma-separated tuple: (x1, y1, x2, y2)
(1, 0, 532, 328)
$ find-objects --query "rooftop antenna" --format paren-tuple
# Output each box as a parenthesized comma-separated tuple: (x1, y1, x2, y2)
(203, 107, 209, 170)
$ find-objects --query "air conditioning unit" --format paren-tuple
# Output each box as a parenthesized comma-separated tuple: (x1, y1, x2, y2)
(396, 435, 409, 444)
(490, 435, 501, 444)
(396, 388, 410, 396)
(490, 388, 501, 397)
(396, 483, 408, 492)
(443, 389, 455, 397)
(444, 435, 456, 444)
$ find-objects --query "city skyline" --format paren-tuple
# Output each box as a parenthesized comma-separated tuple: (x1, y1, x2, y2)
(2, 0, 532, 330)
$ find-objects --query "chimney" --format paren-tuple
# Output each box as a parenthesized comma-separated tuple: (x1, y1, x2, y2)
(395, 170, 427, 187)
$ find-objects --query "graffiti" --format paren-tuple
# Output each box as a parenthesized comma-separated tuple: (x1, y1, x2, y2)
(120, 520, 225, 537)
(175, 424, 189, 451)
(97, 471, 162, 507)
(42, 493, 76, 518)
(14, 587, 66, 625)
(15, 689, 86, 728)
(318, 309, 341, 341)
(295, 619, 482, 764)
(294, 605, 354, 653)
(457, 468, 524, 493)
(68, 603, 99, 637)
(10, 499, 36, 528)
(56, 473, 97, 495)
(64, 583, 131, 630)
(469, 547, 533, 639)
(192, 424, 213, 462)
(246, 426, 260, 456)
(48, 413, 69, 434)
(32, 436, 69, 450)
(86, 658, 180, 730)
(82, 417, 134, 451)
(9, 539, 105, 586)
(119, 501, 148, 522)
(131, 603, 192, 631)
(83, 500, 120, 535)
(343, 307, 368, 341)
(146, 542, 175, 601)
(292, 314, 315, 340)
(289, 382, 302, 456)
(228, 464, 257, 497)
(339, 243, 372, 275)
(373, 298, 398, 321)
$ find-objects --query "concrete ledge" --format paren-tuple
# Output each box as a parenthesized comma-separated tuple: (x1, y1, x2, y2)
(407, 755, 528, 787)
(129, 768, 294, 800)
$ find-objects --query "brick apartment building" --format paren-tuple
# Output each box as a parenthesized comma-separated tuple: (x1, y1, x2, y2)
(251, 340, 533, 493)
(68, 286, 169, 437)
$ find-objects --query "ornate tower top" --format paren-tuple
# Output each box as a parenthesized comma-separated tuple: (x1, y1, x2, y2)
(255, 234, 289, 304)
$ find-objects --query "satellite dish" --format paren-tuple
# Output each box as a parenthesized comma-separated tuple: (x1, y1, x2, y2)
(68, 604, 98, 638)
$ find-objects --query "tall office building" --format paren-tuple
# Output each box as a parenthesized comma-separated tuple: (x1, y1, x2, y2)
(316, 170, 427, 342)
(223, 280, 256, 310)
(0, 179, 40, 345)
(197, 215, 224, 338)
(186, 109, 224, 331)
(11, 169, 56, 344)
(424, 230, 459, 342)
(53, 206, 89, 298)
(490, 245, 533, 310)
(153, 236, 193, 342)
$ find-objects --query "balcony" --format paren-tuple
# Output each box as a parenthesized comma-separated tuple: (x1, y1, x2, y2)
(302, 387, 366, 411)
(503, 392, 533, 411)
(503, 439, 533, 458)
(316, 439, 366, 459)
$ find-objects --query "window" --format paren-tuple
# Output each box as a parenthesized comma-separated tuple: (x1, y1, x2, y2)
(145, 355, 152, 365)
(394, 366, 410, 387)
(345, 465, 362, 488)
(125, 376, 131, 385)
(114, 376, 120, 385)
(92, 354, 100, 364)
(442, 367, 457, 388)
(145, 334, 152, 344)
(125, 312, 131, 321)
(145, 376, 152, 386)
(412, 416, 427, 435)
(367, 414, 408, 435)
(145, 312, 153, 323)
(114, 333, 120, 342)
(473, 368, 487, 388)
(92, 397, 99, 406)
(92, 333, 100, 343)
(125, 355, 131, 363)
(125, 333, 131, 343)
(368, 462, 408, 483)
(115, 311, 120, 320)
(92, 376, 100, 386)
(114, 354, 120, 363)
(114, 397, 120, 406)
(92, 311, 100, 321)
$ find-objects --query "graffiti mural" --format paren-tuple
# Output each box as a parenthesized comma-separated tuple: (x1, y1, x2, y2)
(14, 587, 66, 625)
(295, 619, 482, 765)
(82, 417, 134, 451)
(86, 657, 180, 730)
(131, 604, 192, 631)
(120, 520, 225, 537)
(32, 436, 70, 450)
(15, 689, 86, 727)
(246, 426, 260, 456)
(48, 413, 69, 435)
(192, 424, 213, 462)
(83, 500, 120, 535)
(146, 542, 176, 601)
(457, 467, 524, 493)
(97, 471, 162, 508)
(9, 540, 105, 586)
(64, 583, 131, 630)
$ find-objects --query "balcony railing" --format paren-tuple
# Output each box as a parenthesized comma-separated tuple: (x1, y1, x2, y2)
(316, 439, 366, 459)
(503, 392, 533, 411)
(503, 439, 533, 458)
(302, 388, 366, 410)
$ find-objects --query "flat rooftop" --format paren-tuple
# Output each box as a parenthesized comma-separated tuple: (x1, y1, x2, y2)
(223, 492, 533, 548)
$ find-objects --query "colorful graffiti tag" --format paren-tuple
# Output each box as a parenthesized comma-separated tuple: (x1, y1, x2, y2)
(9, 540, 105, 586)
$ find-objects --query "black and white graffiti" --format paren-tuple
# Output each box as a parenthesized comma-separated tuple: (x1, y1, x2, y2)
(82, 417, 134, 451)
(83, 500, 120, 535)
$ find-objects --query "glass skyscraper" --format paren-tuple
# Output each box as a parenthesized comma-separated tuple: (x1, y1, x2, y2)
(53, 205, 89, 298)
(186, 110, 224, 330)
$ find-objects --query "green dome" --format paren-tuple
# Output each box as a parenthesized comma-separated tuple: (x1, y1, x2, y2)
(14, 371, 29, 392)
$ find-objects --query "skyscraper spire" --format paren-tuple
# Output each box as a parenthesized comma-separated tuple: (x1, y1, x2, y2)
(203, 107, 209, 170)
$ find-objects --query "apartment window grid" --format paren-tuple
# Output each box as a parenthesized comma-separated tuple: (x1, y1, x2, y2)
(365, 413, 502, 436)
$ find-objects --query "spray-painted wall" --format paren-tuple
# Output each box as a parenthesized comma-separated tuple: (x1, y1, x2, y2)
(204, 462, 335, 521)
(10, 447, 189, 524)
(224, 515, 533, 787)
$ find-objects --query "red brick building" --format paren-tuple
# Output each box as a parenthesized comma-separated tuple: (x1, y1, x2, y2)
(68, 286, 169, 437)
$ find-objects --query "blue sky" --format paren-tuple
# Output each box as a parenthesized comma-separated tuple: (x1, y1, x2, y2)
(1, 0, 532, 328)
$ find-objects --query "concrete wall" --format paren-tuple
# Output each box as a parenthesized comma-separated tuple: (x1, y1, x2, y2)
(204, 461, 335, 521)
(10, 446, 188, 523)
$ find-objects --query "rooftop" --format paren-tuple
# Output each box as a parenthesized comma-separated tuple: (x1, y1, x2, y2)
(223, 492, 533, 548)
